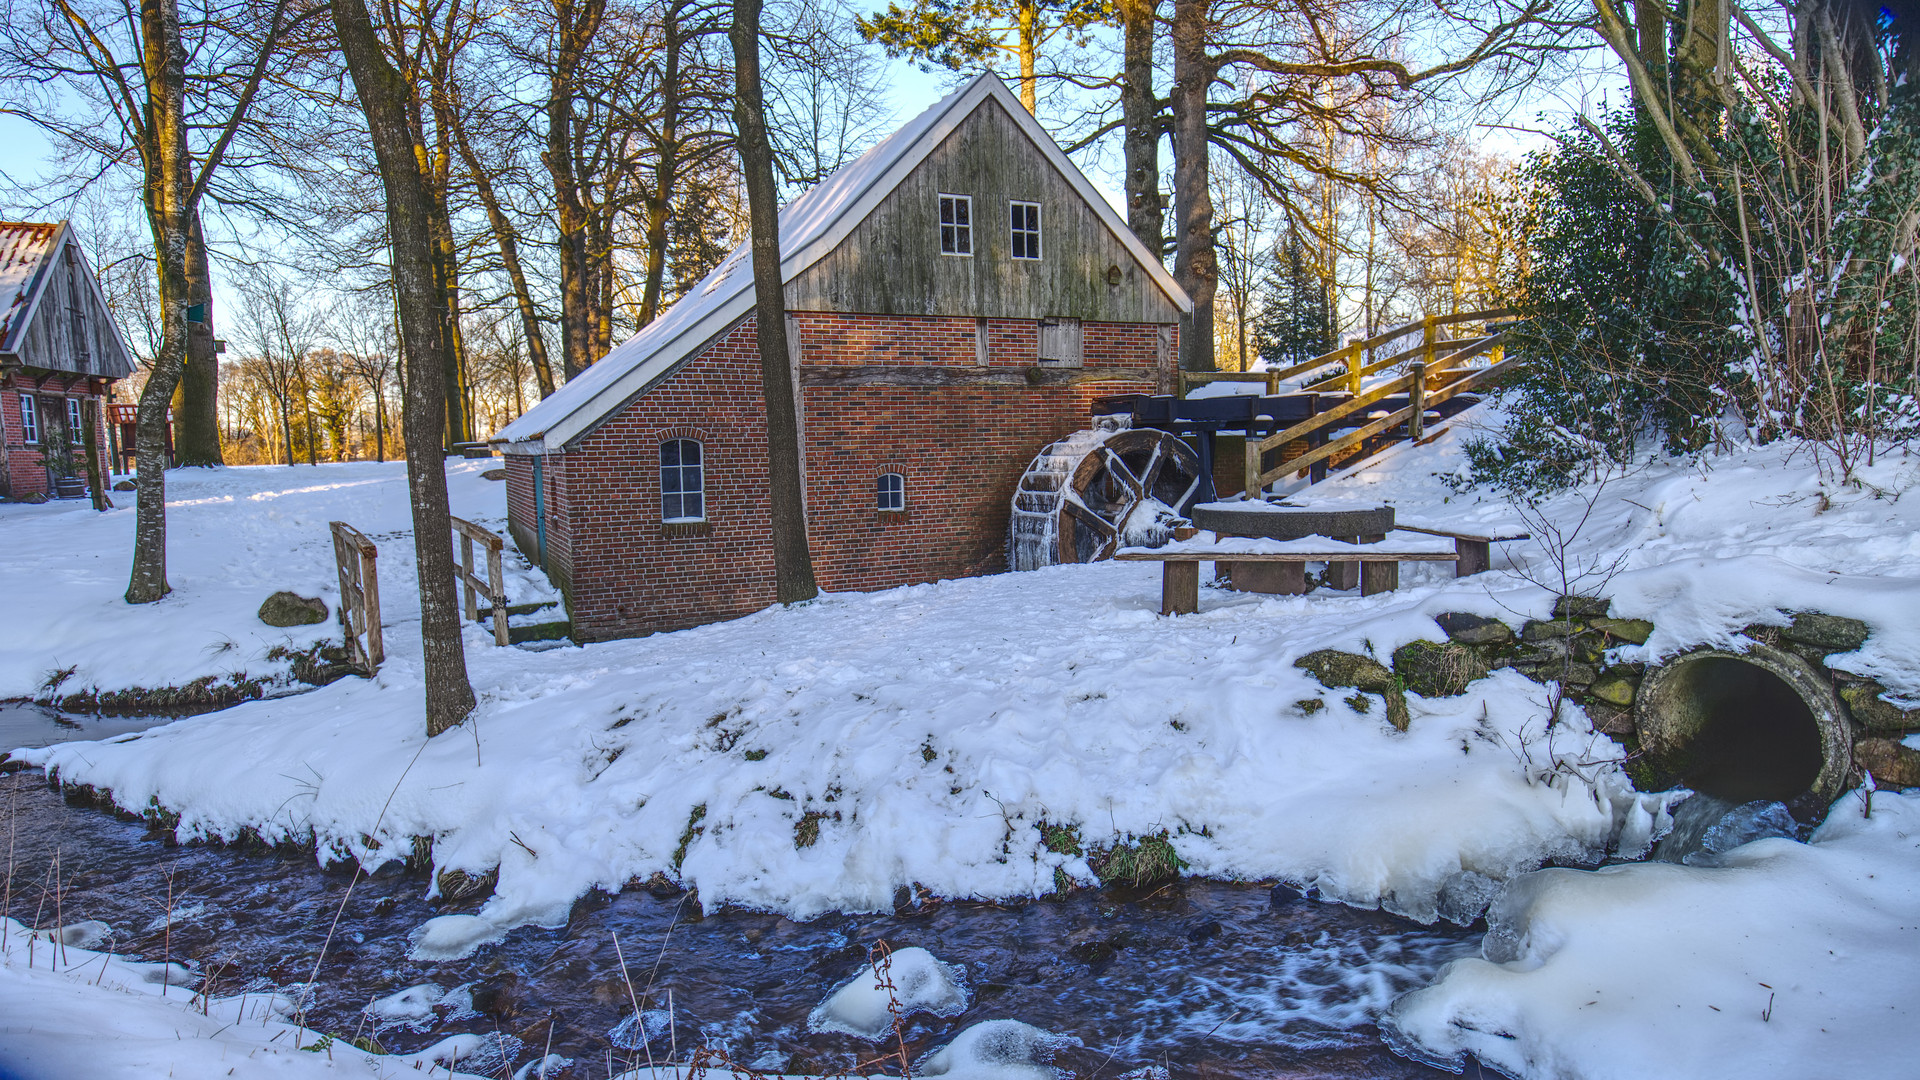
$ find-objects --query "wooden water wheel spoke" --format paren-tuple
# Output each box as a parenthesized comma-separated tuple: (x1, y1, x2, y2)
(1009, 428, 1205, 570)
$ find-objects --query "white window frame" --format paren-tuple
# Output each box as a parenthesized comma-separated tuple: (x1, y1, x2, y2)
(939, 194, 973, 256)
(876, 471, 906, 512)
(67, 397, 83, 435)
(19, 393, 38, 444)
(660, 438, 706, 523)
(1009, 201, 1042, 260)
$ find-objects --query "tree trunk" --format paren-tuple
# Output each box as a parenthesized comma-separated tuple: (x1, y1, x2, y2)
(334, 0, 476, 735)
(371, 377, 386, 460)
(1169, 0, 1215, 372)
(83, 395, 110, 511)
(638, 0, 685, 326)
(172, 212, 224, 466)
(545, 0, 606, 381)
(732, 0, 819, 605)
(449, 108, 556, 396)
(1016, 0, 1037, 114)
(125, 0, 194, 603)
(1118, 0, 1162, 257)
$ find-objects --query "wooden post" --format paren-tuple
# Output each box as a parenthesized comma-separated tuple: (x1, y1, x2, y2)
(1162, 560, 1199, 615)
(487, 539, 508, 646)
(1344, 342, 1362, 395)
(1408, 360, 1427, 442)
(460, 532, 477, 621)
(82, 397, 110, 511)
(1422, 315, 1436, 368)
(1361, 558, 1399, 596)
(361, 541, 383, 666)
(1455, 538, 1491, 577)
(1326, 536, 1359, 591)
(1244, 437, 1262, 502)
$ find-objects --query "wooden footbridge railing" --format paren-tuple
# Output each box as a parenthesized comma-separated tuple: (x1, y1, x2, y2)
(1176, 309, 1521, 497)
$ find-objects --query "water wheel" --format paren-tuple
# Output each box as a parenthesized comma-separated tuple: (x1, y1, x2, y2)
(1009, 427, 1205, 570)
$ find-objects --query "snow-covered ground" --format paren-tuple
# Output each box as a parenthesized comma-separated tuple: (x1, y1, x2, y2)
(0, 460, 555, 701)
(6, 424, 1920, 1080)
(0, 917, 496, 1078)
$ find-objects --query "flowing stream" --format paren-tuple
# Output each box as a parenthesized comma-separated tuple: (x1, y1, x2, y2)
(2, 702, 1482, 1078)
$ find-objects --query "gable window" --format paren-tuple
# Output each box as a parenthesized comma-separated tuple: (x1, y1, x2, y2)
(19, 394, 37, 444)
(939, 195, 973, 255)
(660, 439, 705, 522)
(1010, 201, 1041, 260)
(67, 397, 83, 435)
(876, 472, 905, 512)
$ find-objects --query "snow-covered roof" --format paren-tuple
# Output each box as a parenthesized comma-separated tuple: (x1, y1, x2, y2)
(0, 222, 62, 356)
(495, 73, 1189, 452)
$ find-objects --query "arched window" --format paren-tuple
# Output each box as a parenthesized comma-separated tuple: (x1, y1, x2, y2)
(660, 439, 705, 522)
(876, 471, 905, 512)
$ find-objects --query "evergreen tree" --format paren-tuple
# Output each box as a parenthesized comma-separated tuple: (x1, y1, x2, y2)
(1252, 234, 1335, 368)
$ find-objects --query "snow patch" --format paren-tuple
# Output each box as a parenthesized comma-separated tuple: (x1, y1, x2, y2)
(808, 946, 969, 1039)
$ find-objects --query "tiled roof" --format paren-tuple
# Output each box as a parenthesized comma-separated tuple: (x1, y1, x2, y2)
(0, 222, 60, 354)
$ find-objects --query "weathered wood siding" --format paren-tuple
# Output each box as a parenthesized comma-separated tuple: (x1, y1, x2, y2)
(11, 246, 134, 378)
(786, 98, 1182, 325)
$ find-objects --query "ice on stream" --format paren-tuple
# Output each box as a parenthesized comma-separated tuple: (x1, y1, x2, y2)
(917, 1019, 1072, 1080)
(808, 945, 970, 1039)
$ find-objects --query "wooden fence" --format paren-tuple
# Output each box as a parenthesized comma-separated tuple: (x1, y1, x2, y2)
(1183, 308, 1523, 497)
(451, 516, 510, 647)
(330, 521, 383, 673)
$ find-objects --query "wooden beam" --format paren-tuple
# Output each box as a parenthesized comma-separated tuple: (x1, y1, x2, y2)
(801, 365, 1149, 389)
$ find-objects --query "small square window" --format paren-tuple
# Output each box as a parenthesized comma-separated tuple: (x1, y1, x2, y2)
(876, 472, 905, 512)
(660, 439, 705, 522)
(1010, 201, 1041, 260)
(19, 393, 38, 444)
(939, 195, 973, 256)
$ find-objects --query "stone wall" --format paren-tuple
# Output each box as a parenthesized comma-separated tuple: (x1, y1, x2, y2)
(1293, 598, 1920, 796)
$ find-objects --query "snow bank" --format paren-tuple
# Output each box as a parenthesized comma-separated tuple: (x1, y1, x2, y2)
(0, 917, 488, 1078)
(1385, 789, 1920, 1080)
(808, 946, 969, 1039)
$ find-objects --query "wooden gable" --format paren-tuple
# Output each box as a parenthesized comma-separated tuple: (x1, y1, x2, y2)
(786, 97, 1183, 325)
(0, 222, 137, 380)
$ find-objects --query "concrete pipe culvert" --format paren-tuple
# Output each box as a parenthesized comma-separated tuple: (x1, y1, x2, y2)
(1635, 642, 1853, 819)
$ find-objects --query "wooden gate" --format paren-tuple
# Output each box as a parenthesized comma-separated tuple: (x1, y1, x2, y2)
(451, 516, 510, 646)
(329, 521, 384, 673)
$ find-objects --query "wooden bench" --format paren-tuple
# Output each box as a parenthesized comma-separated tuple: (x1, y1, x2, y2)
(1115, 545, 1459, 615)
(1393, 523, 1530, 576)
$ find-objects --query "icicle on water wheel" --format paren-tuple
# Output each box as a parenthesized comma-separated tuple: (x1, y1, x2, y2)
(1009, 426, 1205, 570)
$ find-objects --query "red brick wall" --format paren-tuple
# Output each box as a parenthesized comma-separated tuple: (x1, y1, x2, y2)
(2, 373, 114, 499)
(520, 311, 1172, 641)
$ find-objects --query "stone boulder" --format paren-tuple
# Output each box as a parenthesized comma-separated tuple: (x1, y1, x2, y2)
(258, 591, 328, 627)
(1433, 612, 1512, 646)
(1853, 738, 1920, 789)
(112, 479, 137, 492)
(481, 468, 507, 481)
(1838, 681, 1920, 734)
(1782, 612, 1870, 653)
(1392, 639, 1489, 697)
(1294, 649, 1395, 694)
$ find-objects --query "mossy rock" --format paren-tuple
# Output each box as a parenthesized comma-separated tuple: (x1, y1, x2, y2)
(1520, 619, 1577, 642)
(1588, 671, 1639, 708)
(1589, 617, 1655, 645)
(1553, 595, 1611, 619)
(1838, 682, 1920, 734)
(1392, 639, 1489, 698)
(258, 591, 328, 627)
(1433, 612, 1513, 646)
(1782, 612, 1870, 653)
(1295, 649, 1395, 694)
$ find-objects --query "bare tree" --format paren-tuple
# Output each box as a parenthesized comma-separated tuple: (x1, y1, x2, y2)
(732, 0, 818, 604)
(333, 0, 477, 734)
